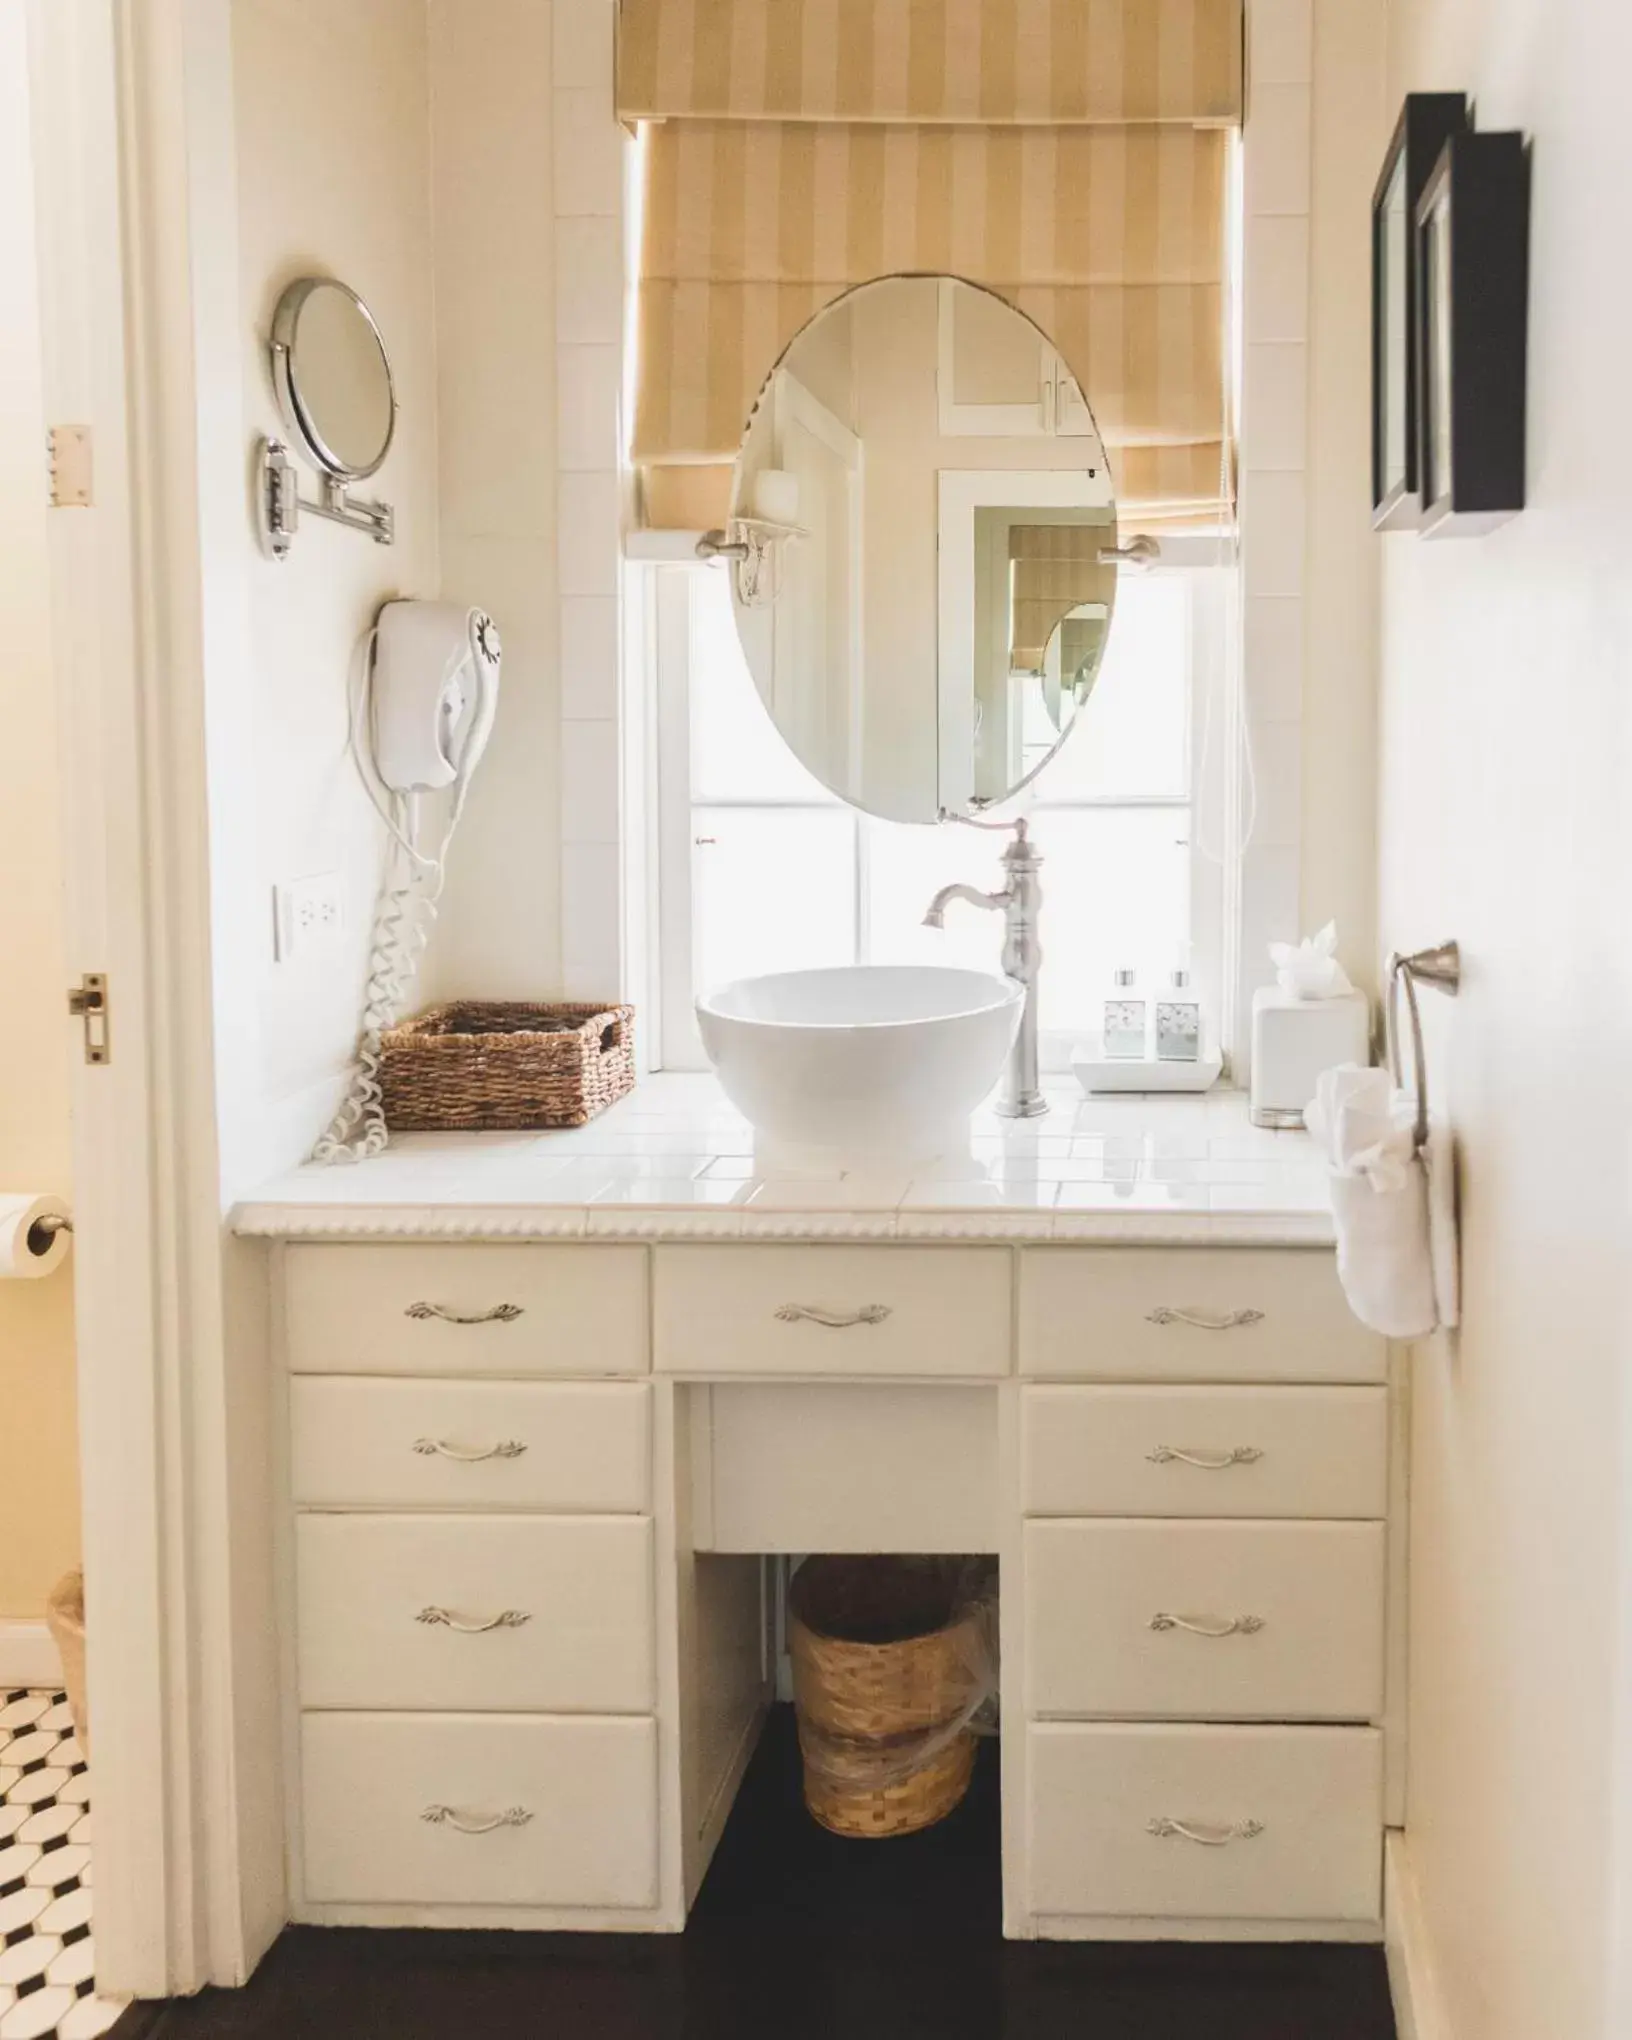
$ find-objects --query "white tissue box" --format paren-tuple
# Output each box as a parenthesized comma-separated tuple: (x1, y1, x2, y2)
(1250, 988, 1371, 1129)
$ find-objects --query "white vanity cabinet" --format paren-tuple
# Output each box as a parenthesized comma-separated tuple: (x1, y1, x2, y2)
(267, 1232, 1393, 1943)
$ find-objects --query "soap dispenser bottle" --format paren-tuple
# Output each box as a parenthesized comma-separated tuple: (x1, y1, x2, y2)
(1156, 968, 1202, 1062)
(1103, 969, 1148, 1060)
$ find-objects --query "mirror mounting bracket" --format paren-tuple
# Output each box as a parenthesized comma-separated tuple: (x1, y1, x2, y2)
(257, 436, 395, 561)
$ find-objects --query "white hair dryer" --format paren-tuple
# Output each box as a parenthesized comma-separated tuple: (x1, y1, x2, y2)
(371, 600, 501, 795)
(313, 600, 502, 1162)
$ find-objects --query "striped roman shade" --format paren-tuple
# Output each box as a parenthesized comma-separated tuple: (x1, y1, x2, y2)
(1008, 525, 1116, 672)
(623, 0, 1241, 529)
(618, 0, 1244, 126)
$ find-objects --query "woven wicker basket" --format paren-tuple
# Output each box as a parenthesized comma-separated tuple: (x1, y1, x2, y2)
(788, 1557, 989, 1840)
(380, 1001, 636, 1131)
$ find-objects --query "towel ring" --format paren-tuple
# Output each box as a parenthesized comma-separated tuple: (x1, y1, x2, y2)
(1386, 943, 1461, 1151)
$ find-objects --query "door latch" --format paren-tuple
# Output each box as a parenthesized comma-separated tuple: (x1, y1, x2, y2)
(67, 973, 110, 1064)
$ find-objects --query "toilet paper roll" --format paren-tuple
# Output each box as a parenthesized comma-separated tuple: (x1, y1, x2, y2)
(0, 1193, 72, 1279)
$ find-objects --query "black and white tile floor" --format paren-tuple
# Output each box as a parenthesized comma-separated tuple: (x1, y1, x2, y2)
(0, 1693, 122, 2040)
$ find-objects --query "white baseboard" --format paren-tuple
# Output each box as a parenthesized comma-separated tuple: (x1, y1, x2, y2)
(0, 1619, 63, 1691)
(1386, 1830, 1451, 2040)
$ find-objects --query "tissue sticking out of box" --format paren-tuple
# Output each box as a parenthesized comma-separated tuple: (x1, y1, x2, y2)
(1270, 922, 1354, 1001)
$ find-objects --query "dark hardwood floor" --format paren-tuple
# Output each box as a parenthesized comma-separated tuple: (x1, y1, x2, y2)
(113, 1709, 1397, 2039)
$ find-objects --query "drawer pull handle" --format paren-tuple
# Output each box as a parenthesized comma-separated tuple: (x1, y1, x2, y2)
(1147, 1817, 1265, 1847)
(417, 1606, 532, 1634)
(406, 1301, 525, 1325)
(412, 1438, 528, 1463)
(1147, 1306, 1265, 1332)
(1150, 1612, 1266, 1638)
(774, 1303, 893, 1329)
(421, 1804, 533, 1835)
(1146, 1444, 1263, 1470)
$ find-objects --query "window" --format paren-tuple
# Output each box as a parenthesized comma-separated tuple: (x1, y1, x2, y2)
(647, 556, 1233, 1072)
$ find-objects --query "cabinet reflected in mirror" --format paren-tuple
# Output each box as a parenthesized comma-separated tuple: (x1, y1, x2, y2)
(726, 277, 1116, 824)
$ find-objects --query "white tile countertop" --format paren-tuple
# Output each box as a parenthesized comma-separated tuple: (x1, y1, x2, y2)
(231, 1074, 1335, 1244)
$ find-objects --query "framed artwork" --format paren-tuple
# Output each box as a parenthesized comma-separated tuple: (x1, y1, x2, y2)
(1371, 93, 1468, 530)
(1416, 128, 1531, 537)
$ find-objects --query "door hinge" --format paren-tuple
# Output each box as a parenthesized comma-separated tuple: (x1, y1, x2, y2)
(48, 425, 93, 508)
(67, 973, 110, 1064)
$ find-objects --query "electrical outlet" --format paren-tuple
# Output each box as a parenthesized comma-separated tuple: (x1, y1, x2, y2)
(274, 873, 345, 962)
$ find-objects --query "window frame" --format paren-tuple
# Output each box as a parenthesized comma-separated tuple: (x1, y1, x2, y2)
(639, 544, 1238, 1075)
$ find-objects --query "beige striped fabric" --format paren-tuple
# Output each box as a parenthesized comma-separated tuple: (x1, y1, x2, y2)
(617, 0, 1244, 127)
(633, 118, 1230, 519)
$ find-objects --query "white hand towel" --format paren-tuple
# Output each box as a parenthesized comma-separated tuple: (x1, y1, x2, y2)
(1422, 1120, 1460, 1330)
(1307, 1064, 1441, 1340)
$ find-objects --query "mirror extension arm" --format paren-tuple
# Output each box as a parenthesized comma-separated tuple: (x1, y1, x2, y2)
(257, 435, 394, 561)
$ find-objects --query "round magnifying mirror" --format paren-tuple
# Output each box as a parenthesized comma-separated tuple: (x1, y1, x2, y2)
(727, 276, 1117, 823)
(270, 277, 397, 481)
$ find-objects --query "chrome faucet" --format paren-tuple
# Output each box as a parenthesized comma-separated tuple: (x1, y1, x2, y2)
(922, 814, 1047, 1119)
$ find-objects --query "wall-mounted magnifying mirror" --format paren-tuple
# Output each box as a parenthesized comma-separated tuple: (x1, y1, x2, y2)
(257, 276, 397, 559)
(719, 276, 1117, 822)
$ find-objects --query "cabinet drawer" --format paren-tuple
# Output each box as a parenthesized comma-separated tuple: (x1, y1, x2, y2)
(301, 1711, 658, 1909)
(290, 1378, 651, 1512)
(285, 1244, 648, 1377)
(1020, 1249, 1383, 1383)
(1024, 1519, 1385, 1721)
(295, 1515, 654, 1713)
(655, 1246, 1011, 1378)
(700, 1385, 998, 1554)
(1027, 1723, 1382, 1922)
(1021, 1385, 1387, 1518)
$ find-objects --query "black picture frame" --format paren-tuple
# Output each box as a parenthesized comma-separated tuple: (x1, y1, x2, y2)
(1371, 93, 1469, 530)
(1416, 128, 1531, 537)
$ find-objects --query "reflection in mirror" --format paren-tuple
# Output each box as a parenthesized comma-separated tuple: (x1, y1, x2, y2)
(727, 277, 1115, 824)
(272, 276, 396, 480)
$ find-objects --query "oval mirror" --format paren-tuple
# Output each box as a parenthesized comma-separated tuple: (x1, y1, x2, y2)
(727, 276, 1116, 823)
(271, 276, 397, 481)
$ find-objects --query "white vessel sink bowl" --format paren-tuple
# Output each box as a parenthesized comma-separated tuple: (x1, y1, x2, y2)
(696, 966, 1024, 1158)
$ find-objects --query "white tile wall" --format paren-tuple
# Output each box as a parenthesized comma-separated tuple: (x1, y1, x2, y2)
(558, 471, 622, 596)
(1243, 341, 1310, 470)
(554, 0, 628, 1009)
(555, 216, 626, 344)
(557, 343, 624, 472)
(1245, 215, 1311, 343)
(1244, 597, 1306, 721)
(560, 594, 621, 718)
(1248, 0, 1315, 86)
(560, 719, 621, 844)
(1238, 0, 1315, 1062)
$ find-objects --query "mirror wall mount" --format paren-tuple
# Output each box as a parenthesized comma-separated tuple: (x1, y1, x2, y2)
(257, 436, 394, 560)
(1371, 93, 1469, 531)
(256, 275, 398, 561)
(695, 519, 804, 606)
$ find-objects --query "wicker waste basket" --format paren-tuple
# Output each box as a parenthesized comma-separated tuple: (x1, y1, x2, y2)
(380, 1002, 636, 1131)
(788, 1556, 995, 1840)
(45, 1568, 88, 1756)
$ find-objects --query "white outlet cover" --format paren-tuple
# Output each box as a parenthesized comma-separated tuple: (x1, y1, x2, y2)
(274, 873, 345, 962)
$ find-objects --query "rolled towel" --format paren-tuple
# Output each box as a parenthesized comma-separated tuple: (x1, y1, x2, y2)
(1307, 1064, 1441, 1340)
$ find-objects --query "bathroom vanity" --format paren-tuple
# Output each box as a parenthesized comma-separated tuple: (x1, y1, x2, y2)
(235, 1082, 1400, 1945)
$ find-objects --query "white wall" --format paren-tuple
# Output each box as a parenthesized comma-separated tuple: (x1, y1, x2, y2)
(230, 0, 441, 1175)
(1377, 4, 1632, 2037)
(1303, 0, 1385, 986)
(421, 0, 563, 1003)
(0, 0, 79, 1621)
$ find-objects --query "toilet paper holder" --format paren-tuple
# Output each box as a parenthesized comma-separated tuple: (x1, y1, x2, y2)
(28, 1212, 72, 1253)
